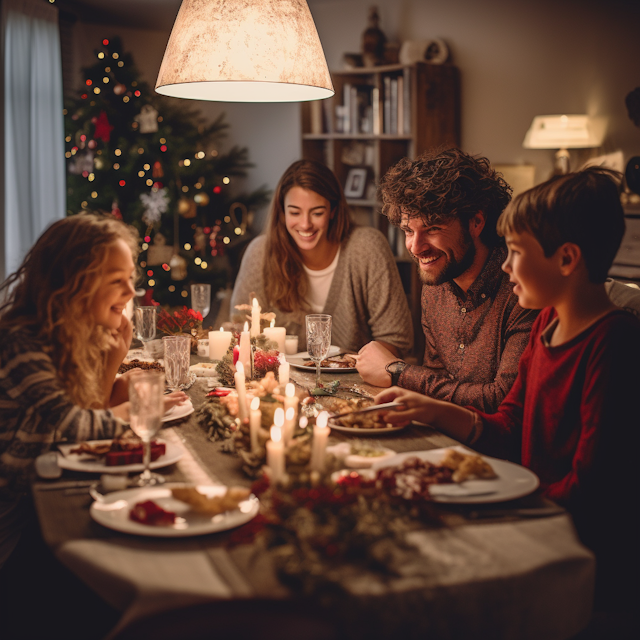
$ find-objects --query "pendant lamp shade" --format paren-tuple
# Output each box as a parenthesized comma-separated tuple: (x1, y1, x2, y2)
(155, 0, 334, 103)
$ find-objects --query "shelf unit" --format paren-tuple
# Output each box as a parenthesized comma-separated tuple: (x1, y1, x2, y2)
(300, 61, 460, 357)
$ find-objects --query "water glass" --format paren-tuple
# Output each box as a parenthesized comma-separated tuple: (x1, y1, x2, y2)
(162, 335, 191, 391)
(190, 284, 211, 320)
(135, 306, 157, 356)
(128, 371, 165, 486)
(306, 314, 332, 389)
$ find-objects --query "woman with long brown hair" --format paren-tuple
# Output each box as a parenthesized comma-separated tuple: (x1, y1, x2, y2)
(231, 159, 412, 353)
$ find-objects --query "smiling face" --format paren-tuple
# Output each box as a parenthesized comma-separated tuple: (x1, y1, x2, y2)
(284, 186, 334, 259)
(401, 215, 476, 286)
(91, 239, 136, 330)
(502, 230, 564, 309)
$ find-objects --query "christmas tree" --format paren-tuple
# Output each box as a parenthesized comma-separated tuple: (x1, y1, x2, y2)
(64, 37, 270, 307)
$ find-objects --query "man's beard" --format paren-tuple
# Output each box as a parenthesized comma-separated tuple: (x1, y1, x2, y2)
(412, 229, 476, 286)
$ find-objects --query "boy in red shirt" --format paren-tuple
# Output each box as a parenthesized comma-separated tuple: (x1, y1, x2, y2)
(377, 167, 640, 615)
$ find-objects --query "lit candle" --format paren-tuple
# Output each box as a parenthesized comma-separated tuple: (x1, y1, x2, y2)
(278, 358, 290, 386)
(283, 383, 298, 442)
(266, 413, 285, 484)
(311, 411, 330, 472)
(250, 297, 261, 337)
(238, 321, 251, 373)
(264, 319, 287, 353)
(209, 327, 232, 360)
(285, 334, 299, 355)
(249, 396, 261, 453)
(234, 361, 248, 422)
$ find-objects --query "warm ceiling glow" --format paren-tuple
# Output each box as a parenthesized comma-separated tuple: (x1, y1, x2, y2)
(155, 0, 334, 103)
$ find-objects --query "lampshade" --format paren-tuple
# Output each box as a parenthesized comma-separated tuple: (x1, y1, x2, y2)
(155, 0, 334, 103)
(523, 115, 606, 150)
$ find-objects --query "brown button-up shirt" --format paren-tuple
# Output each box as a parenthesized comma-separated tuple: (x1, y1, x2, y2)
(398, 246, 538, 412)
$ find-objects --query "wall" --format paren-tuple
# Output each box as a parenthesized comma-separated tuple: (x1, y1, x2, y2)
(70, 0, 640, 231)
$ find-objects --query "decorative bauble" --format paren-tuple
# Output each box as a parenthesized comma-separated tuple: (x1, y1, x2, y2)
(169, 253, 188, 281)
(194, 192, 210, 206)
(178, 197, 197, 219)
(135, 104, 159, 134)
(93, 156, 104, 170)
(113, 83, 126, 96)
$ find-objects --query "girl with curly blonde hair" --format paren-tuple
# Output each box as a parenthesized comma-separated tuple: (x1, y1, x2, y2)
(0, 214, 185, 566)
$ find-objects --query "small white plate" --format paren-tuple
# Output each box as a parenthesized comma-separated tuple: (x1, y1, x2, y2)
(345, 447, 397, 468)
(57, 438, 184, 474)
(371, 446, 540, 504)
(162, 398, 194, 422)
(328, 418, 406, 436)
(90, 485, 259, 537)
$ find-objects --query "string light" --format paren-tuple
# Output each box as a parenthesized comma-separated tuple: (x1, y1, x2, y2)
(88, 173, 95, 181)
(118, 61, 124, 67)
(201, 261, 208, 269)
(182, 186, 189, 192)
(224, 215, 230, 223)
(195, 257, 202, 265)
(184, 243, 191, 250)
(143, 163, 150, 170)
(138, 171, 145, 177)
(181, 291, 188, 298)
(103, 77, 109, 83)
(168, 285, 175, 292)
(142, 242, 149, 250)
(114, 149, 122, 156)
(222, 176, 230, 184)
(123, 96, 129, 103)
(223, 237, 230, 244)
(93, 87, 100, 94)
(146, 179, 153, 186)
(112, 53, 119, 59)
(184, 159, 191, 166)
(98, 52, 104, 59)
(113, 163, 120, 170)
(160, 138, 166, 144)
(91, 191, 98, 198)
(148, 279, 155, 286)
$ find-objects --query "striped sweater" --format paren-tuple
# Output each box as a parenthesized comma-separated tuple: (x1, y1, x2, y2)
(0, 327, 122, 501)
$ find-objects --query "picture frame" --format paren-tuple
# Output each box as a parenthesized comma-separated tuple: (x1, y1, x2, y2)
(344, 168, 367, 199)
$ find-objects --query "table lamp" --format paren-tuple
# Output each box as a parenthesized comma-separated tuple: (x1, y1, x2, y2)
(523, 115, 607, 174)
(156, 0, 334, 102)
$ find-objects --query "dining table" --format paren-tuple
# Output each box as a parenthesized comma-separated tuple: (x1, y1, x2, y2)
(30, 352, 595, 640)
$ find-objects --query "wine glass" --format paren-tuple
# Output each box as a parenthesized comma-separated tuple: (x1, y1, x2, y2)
(306, 314, 332, 391)
(190, 284, 211, 321)
(135, 306, 157, 357)
(128, 371, 165, 486)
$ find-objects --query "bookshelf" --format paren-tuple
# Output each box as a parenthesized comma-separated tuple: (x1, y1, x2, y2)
(300, 62, 460, 357)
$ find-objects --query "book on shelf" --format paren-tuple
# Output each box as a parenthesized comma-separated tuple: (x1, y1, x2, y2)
(372, 87, 381, 135)
(397, 75, 404, 136)
(403, 67, 411, 134)
(389, 78, 398, 135)
(383, 76, 391, 134)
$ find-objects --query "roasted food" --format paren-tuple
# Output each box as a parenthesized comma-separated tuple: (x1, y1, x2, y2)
(118, 359, 165, 374)
(439, 449, 497, 482)
(70, 437, 166, 466)
(171, 485, 251, 515)
(302, 355, 355, 368)
(329, 397, 395, 429)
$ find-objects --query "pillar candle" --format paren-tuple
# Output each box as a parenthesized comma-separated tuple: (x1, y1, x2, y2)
(249, 396, 261, 453)
(209, 327, 232, 360)
(278, 359, 290, 386)
(238, 321, 251, 373)
(283, 383, 298, 442)
(234, 361, 248, 422)
(311, 411, 330, 472)
(250, 298, 261, 337)
(266, 412, 285, 484)
(264, 319, 287, 353)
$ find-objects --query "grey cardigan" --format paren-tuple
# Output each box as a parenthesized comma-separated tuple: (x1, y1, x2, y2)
(230, 226, 413, 354)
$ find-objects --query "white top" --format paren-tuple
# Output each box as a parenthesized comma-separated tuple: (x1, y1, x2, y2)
(302, 248, 340, 313)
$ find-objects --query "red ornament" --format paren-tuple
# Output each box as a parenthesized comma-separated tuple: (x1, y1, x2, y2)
(233, 345, 240, 365)
(213, 186, 221, 194)
(111, 201, 122, 219)
(94, 110, 114, 142)
(152, 160, 164, 178)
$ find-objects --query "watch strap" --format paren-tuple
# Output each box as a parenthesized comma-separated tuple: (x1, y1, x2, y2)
(384, 360, 407, 386)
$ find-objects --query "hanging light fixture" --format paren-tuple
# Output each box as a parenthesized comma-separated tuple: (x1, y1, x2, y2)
(155, 0, 334, 103)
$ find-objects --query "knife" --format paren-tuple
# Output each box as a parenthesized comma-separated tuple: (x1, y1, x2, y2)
(329, 401, 405, 420)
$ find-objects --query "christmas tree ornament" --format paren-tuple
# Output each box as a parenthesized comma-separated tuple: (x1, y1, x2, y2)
(68, 151, 94, 175)
(111, 201, 123, 220)
(93, 156, 104, 170)
(178, 197, 197, 219)
(135, 104, 159, 134)
(113, 83, 126, 95)
(194, 192, 210, 206)
(194, 226, 206, 252)
(93, 110, 114, 142)
(152, 160, 164, 178)
(169, 253, 188, 281)
(140, 187, 169, 225)
(147, 232, 174, 266)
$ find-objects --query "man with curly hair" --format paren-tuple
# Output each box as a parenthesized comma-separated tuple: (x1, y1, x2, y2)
(356, 148, 538, 412)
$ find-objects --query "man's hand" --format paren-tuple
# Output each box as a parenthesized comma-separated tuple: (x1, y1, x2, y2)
(355, 341, 402, 387)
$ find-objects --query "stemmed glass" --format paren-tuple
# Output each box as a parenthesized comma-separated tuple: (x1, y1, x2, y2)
(190, 284, 211, 321)
(135, 306, 157, 357)
(306, 314, 332, 391)
(128, 371, 165, 486)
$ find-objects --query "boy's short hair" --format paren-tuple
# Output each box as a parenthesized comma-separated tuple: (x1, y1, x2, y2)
(497, 167, 625, 283)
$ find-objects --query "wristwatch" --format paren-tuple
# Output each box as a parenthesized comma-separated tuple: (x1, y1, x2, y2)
(385, 360, 407, 386)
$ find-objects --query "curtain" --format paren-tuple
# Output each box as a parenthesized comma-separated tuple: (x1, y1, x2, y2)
(2, 0, 65, 279)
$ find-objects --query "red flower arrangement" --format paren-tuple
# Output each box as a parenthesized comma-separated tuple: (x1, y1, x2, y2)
(156, 305, 203, 335)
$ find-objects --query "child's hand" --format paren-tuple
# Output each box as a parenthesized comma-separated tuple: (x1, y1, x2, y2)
(163, 391, 188, 413)
(374, 387, 439, 426)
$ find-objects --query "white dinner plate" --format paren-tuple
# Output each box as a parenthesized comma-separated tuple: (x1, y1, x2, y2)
(371, 446, 540, 504)
(57, 438, 184, 474)
(328, 418, 407, 436)
(162, 398, 194, 422)
(288, 346, 356, 373)
(90, 485, 260, 537)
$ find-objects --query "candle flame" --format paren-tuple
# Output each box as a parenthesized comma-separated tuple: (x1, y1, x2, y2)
(243, 321, 249, 332)
(286, 407, 294, 420)
(271, 425, 282, 443)
(274, 407, 284, 427)
(299, 416, 308, 428)
(285, 383, 295, 398)
(316, 411, 329, 429)
(270, 319, 275, 328)
(236, 361, 244, 375)
(250, 396, 260, 411)
(219, 327, 224, 332)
